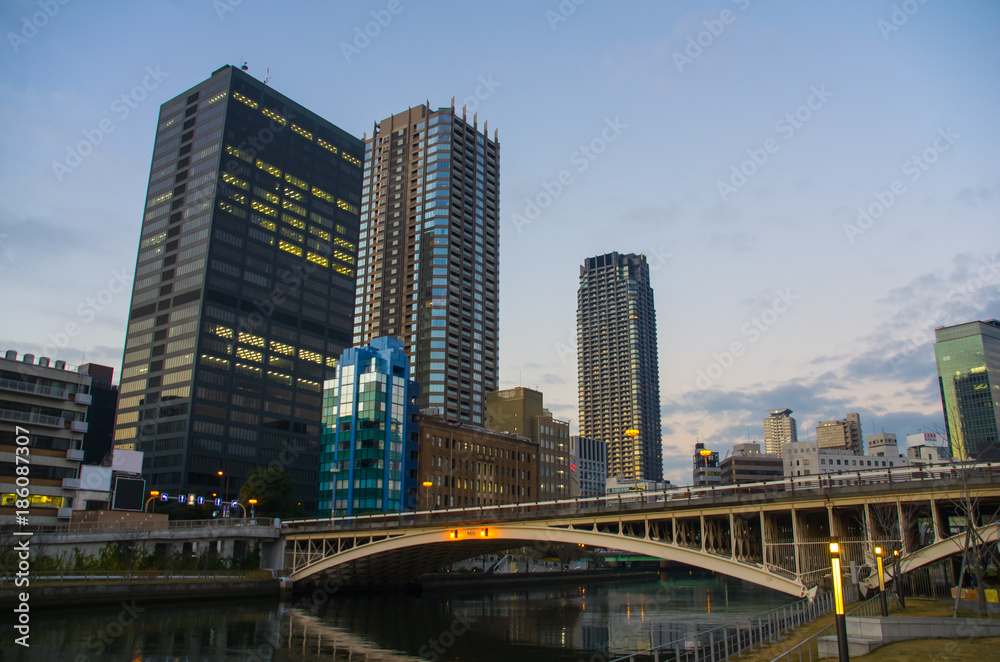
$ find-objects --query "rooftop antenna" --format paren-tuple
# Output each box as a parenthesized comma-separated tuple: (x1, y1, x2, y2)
(241, 61, 248, 72)
(263, 67, 271, 85)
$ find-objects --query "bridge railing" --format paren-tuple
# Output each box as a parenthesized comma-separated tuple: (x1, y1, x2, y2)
(0, 568, 273, 587)
(0, 517, 277, 535)
(284, 462, 995, 531)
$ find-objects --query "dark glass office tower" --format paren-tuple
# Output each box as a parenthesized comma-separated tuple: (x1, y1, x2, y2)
(113, 65, 364, 512)
(934, 319, 1000, 461)
(354, 105, 499, 426)
(577, 252, 662, 481)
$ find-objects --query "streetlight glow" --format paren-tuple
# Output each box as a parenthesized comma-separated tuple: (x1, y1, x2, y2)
(829, 537, 849, 661)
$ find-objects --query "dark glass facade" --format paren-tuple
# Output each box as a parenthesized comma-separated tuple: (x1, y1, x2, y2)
(935, 319, 1000, 461)
(114, 65, 364, 512)
(354, 106, 499, 426)
(577, 252, 662, 482)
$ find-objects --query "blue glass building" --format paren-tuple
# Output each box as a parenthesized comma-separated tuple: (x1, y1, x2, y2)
(318, 337, 419, 517)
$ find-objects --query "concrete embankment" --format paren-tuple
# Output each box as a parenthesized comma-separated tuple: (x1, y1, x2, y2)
(0, 578, 281, 608)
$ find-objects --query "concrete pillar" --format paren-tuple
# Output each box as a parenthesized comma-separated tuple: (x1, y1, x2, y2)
(790, 507, 801, 577)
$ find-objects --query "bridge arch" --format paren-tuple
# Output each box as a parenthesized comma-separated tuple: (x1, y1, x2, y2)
(288, 523, 812, 597)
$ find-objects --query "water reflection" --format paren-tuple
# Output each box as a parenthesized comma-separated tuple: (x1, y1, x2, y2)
(5, 573, 796, 661)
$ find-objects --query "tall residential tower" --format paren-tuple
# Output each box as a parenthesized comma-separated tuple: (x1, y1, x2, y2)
(934, 319, 1000, 460)
(577, 252, 662, 481)
(354, 105, 499, 427)
(763, 408, 797, 457)
(113, 65, 364, 512)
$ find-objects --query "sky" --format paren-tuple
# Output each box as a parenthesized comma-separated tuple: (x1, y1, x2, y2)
(1, 1, 998, 486)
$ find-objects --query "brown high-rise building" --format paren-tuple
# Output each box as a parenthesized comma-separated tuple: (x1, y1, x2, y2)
(577, 253, 662, 482)
(816, 412, 864, 454)
(354, 104, 499, 427)
(485, 387, 573, 500)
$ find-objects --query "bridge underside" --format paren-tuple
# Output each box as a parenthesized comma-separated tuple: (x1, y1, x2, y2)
(299, 539, 511, 588)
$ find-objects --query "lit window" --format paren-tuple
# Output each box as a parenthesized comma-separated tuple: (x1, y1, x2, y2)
(291, 124, 313, 140)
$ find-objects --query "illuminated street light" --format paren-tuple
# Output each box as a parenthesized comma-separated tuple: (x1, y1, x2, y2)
(144, 490, 161, 513)
(248, 498, 258, 520)
(829, 538, 850, 662)
(875, 546, 888, 617)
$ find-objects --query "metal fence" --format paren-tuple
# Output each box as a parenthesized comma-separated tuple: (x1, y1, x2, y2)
(768, 592, 885, 662)
(608, 592, 837, 662)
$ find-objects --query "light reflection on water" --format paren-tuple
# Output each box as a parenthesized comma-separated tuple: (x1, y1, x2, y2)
(5, 573, 797, 661)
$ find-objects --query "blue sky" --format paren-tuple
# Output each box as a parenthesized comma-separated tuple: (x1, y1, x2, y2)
(1, 1, 998, 484)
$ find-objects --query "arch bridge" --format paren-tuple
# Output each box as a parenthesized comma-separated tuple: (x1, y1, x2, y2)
(282, 464, 1000, 597)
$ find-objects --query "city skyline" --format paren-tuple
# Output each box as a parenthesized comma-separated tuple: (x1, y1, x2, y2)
(1, 2, 998, 485)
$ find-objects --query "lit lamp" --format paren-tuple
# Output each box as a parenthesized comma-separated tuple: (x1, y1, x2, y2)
(248, 498, 257, 520)
(829, 539, 850, 662)
(874, 546, 888, 617)
(422, 480, 433, 510)
(145, 490, 161, 513)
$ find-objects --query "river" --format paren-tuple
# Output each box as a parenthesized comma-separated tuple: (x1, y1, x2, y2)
(7, 572, 798, 661)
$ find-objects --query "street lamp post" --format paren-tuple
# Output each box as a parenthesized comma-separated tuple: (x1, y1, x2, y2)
(249, 498, 257, 520)
(874, 546, 888, 617)
(829, 538, 850, 662)
(893, 549, 905, 609)
(144, 490, 161, 513)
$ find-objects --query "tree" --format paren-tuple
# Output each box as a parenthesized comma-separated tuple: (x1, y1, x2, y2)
(237, 465, 303, 519)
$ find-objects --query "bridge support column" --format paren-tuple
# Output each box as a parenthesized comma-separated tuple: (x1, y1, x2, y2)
(791, 507, 801, 577)
(730, 513, 736, 560)
(930, 497, 943, 543)
(700, 515, 706, 553)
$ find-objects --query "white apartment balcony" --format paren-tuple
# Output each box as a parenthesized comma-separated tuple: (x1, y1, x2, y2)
(69, 420, 89, 433)
(61, 477, 81, 489)
(66, 448, 85, 462)
(73, 392, 93, 406)
(57, 507, 73, 519)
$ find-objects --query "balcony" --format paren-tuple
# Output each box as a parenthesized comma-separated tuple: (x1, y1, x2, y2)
(0, 408, 65, 428)
(57, 507, 73, 519)
(66, 448, 85, 462)
(0, 377, 68, 400)
(62, 478, 81, 489)
(69, 420, 89, 433)
(73, 392, 93, 406)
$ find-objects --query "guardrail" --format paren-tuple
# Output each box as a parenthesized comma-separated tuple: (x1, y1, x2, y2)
(283, 462, 995, 530)
(607, 591, 839, 662)
(0, 568, 273, 587)
(0, 517, 277, 535)
(768, 592, 884, 662)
